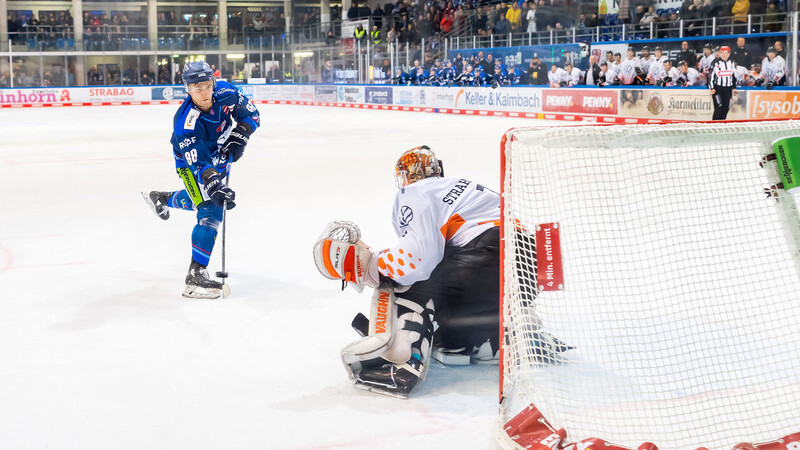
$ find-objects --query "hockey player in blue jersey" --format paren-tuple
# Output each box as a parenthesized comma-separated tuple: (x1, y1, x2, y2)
(455, 64, 474, 86)
(428, 60, 444, 86)
(441, 61, 457, 86)
(410, 66, 429, 86)
(506, 63, 521, 85)
(474, 65, 490, 86)
(393, 68, 410, 85)
(491, 66, 508, 87)
(142, 60, 260, 299)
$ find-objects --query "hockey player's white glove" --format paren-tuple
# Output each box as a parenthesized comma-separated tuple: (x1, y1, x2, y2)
(313, 220, 381, 292)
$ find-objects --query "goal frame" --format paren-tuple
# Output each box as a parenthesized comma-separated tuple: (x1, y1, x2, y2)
(497, 123, 800, 450)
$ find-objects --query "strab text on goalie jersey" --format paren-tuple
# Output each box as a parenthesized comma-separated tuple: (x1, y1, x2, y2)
(377, 177, 500, 286)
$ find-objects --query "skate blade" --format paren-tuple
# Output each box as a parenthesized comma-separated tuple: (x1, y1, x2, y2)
(432, 348, 471, 366)
(182, 284, 231, 299)
(141, 192, 169, 220)
(470, 355, 500, 365)
(353, 381, 409, 399)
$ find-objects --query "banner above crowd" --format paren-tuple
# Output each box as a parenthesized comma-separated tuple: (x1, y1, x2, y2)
(600, 0, 686, 15)
(448, 44, 583, 70)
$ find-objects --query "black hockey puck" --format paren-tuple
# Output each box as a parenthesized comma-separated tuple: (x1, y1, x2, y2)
(216, 271, 228, 278)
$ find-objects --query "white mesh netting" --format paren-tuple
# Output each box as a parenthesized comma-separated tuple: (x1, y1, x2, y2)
(500, 122, 800, 450)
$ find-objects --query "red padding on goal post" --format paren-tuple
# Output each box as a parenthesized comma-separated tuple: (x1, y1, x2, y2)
(499, 132, 509, 405)
(564, 438, 650, 450)
(503, 404, 800, 450)
(503, 406, 677, 450)
(502, 404, 566, 449)
(737, 432, 800, 450)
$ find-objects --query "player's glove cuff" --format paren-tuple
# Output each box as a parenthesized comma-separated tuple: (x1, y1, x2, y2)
(222, 123, 252, 162)
(202, 168, 236, 209)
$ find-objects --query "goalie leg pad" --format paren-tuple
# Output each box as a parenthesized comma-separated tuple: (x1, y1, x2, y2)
(341, 288, 396, 369)
(342, 290, 436, 398)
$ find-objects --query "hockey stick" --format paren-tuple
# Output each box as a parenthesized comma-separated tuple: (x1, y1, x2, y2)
(216, 164, 230, 282)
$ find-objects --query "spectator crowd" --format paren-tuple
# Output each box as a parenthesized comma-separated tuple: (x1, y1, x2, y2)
(340, 0, 788, 56)
(4, 0, 791, 51)
(5, 7, 301, 51)
(7, 11, 75, 48)
(390, 36, 788, 88)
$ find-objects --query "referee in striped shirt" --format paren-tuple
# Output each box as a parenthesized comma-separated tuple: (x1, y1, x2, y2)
(708, 45, 736, 120)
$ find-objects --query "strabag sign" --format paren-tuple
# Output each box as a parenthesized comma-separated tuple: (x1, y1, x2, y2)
(542, 89, 617, 115)
(0, 86, 151, 104)
(87, 87, 148, 102)
(750, 91, 800, 120)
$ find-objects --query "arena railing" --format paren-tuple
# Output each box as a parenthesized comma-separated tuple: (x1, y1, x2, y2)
(447, 12, 789, 50)
(1, 11, 796, 88)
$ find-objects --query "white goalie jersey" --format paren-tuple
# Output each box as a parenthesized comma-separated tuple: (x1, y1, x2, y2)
(377, 177, 500, 286)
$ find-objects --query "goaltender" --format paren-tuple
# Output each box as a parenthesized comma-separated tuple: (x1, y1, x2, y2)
(313, 146, 572, 398)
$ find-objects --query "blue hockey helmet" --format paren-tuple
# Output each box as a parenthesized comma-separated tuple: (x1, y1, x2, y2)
(182, 61, 214, 87)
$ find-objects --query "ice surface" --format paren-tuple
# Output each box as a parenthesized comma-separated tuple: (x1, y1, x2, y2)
(0, 104, 565, 450)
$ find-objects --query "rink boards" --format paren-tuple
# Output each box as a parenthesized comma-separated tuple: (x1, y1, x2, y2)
(1, 83, 800, 122)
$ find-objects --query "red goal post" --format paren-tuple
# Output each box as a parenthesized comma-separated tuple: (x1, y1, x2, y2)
(498, 122, 800, 450)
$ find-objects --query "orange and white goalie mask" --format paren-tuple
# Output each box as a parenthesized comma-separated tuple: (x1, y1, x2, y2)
(394, 145, 444, 190)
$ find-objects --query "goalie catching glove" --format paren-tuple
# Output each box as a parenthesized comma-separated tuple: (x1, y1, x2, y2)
(313, 220, 381, 292)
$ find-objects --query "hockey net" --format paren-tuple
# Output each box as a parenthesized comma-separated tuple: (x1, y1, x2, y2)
(499, 122, 800, 450)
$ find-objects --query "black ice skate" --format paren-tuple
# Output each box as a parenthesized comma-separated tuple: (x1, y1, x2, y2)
(433, 340, 499, 365)
(183, 261, 230, 299)
(354, 356, 425, 399)
(141, 191, 171, 220)
(530, 331, 574, 365)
